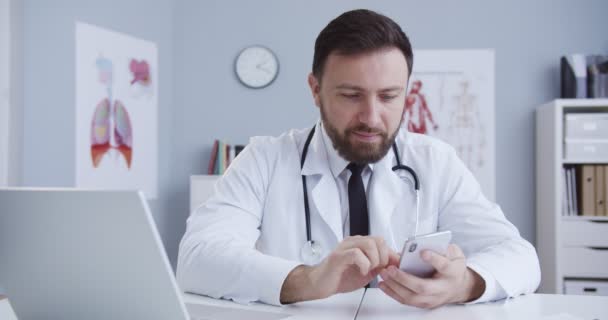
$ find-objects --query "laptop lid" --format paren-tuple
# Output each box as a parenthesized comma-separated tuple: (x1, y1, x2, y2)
(0, 188, 190, 320)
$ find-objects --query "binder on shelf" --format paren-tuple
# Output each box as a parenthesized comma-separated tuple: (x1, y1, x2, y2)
(605, 165, 608, 216)
(579, 165, 596, 216)
(570, 167, 578, 216)
(562, 168, 568, 217)
(596, 166, 606, 216)
(564, 168, 572, 216)
(561, 54, 587, 98)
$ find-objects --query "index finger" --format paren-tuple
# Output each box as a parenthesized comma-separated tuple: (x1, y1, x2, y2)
(371, 236, 391, 268)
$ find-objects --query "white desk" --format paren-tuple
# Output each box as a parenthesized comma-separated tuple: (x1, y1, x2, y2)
(3, 290, 607, 319)
(0, 292, 362, 320)
(183, 289, 364, 320)
(357, 289, 608, 320)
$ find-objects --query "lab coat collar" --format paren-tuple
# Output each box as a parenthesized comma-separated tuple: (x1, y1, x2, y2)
(301, 122, 344, 241)
(367, 133, 409, 243)
(300, 122, 406, 243)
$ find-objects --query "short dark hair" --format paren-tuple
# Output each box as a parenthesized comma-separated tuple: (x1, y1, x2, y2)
(312, 9, 413, 81)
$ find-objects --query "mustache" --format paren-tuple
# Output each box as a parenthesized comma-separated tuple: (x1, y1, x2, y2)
(347, 124, 386, 135)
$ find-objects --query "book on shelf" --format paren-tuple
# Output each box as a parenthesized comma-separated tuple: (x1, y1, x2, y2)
(207, 139, 246, 175)
(562, 166, 579, 216)
(579, 165, 596, 216)
(571, 167, 579, 216)
(562, 168, 569, 217)
(565, 164, 608, 217)
(605, 165, 608, 215)
(564, 167, 573, 216)
(565, 166, 578, 216)
(596, 165, 606, 215)
(207, 140, 219, 175)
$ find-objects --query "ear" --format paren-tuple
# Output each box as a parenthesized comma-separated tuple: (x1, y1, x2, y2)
(307, 73, 321, 108)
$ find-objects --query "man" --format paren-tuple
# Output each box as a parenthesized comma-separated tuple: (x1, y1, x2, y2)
(177, 9, 540, 309)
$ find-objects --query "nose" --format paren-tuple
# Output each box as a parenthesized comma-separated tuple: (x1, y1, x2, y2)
(357, 97, 382, 128)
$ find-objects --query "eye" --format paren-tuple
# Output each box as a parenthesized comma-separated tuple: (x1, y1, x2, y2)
(380, 94, 398, 101)
(340, 93, 361, 100)
(341, 93, 360, 100)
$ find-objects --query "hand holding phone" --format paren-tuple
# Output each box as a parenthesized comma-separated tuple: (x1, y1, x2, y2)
(398, 231, 452, 278)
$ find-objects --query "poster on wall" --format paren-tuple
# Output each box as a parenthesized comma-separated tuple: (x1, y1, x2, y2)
(404, 50, 495, 200)
(75, 22, 158, 199)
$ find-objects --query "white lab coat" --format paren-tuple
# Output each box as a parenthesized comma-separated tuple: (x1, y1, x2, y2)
(177, 123, 540, 306)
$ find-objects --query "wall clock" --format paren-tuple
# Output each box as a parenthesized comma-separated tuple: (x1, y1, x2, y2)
(234, 45, 279, 89)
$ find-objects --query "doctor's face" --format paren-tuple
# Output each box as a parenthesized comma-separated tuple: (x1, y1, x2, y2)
(308, 47, 409, 164)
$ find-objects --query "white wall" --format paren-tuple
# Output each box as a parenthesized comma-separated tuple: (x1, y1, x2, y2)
(0, 0, 9, 186)
(8, 0, 23, 187)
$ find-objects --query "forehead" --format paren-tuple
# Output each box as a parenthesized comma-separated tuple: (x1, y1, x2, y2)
(321, 48, 409, 90)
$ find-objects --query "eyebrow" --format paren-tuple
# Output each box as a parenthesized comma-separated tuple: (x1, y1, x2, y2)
(335, 84, 404, 92)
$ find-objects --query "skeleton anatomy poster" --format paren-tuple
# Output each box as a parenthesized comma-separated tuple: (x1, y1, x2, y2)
(76, 22, 158, 199)
(404, 50, 495, 200)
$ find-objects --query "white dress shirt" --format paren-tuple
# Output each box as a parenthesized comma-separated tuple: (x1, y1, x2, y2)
(319, 123, 374, 237)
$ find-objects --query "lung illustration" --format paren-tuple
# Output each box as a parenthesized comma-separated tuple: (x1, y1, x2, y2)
(90, 99, 133, 169)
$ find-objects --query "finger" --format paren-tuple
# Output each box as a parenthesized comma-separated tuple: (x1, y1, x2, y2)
(373, 237, 390, 267)
(379, 277, 417, 303)
(379, 281, 409, 305)
(446, 244, 465, 260)
(382, 266, 442, 295)
(342, 248, 371, 276)
(380, 280, 440, 309)
(348, 236, 380, 270)
(421, 250, 451, 274)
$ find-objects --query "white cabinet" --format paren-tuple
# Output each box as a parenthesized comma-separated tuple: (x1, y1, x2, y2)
(536, 99, 608, 294)
(564, 279, 608, 296)
(190, 175, 220, 213)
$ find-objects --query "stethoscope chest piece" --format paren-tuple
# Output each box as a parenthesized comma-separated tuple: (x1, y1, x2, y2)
(300, 240, 324, 265)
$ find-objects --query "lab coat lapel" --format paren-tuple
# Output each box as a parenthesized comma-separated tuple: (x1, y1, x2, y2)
(300, 124, 343, 242)
(368, 152, 407, 245)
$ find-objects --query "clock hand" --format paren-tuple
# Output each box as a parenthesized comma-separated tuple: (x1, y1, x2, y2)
(258, 66, 272, 75)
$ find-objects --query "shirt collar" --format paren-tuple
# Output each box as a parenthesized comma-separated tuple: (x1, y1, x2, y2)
(319, 122, 374, 179)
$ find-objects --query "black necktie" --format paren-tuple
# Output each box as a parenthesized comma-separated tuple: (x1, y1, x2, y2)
(347, 163, 369, 236)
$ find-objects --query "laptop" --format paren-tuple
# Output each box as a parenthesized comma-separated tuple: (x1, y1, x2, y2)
(0, 188, 289, 320)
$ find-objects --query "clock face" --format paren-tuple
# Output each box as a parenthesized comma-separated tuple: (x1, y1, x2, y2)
(235, 46, 279, 89)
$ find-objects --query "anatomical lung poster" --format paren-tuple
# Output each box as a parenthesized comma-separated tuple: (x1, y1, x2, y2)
(404, 50, 495, 200)
(76, 22, 158, 199)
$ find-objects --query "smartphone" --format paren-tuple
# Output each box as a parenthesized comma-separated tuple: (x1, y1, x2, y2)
(398, 230, 452, 278)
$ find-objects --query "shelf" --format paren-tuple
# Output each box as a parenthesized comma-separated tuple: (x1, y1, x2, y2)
(562, 216, 608, 222)
(563, 159, 608, 164)
(556, 98, 608, 108)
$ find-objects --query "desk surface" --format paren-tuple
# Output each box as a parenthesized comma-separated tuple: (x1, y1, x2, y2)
(358, 289, 608, 320)
(3, 290, 608, 320)
(183, 289, 364, 320)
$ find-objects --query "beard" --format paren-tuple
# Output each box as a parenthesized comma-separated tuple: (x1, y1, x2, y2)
(320, 103, 400, 165)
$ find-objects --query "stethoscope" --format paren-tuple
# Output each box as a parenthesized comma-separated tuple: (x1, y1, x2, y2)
(299, 125, 421, 265)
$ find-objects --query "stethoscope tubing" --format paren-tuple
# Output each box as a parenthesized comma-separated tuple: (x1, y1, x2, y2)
(300, 125, 420, 245)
